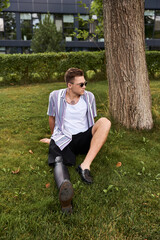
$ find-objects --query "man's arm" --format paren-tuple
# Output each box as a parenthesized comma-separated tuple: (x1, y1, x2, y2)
(49, 116, 55, 134)
(39, 117, 54, 144)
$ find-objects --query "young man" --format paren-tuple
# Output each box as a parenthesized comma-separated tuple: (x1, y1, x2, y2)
(46, 68, 111, 213)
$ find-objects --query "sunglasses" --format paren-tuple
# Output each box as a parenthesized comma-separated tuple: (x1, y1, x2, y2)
(70, 81, 88, 88)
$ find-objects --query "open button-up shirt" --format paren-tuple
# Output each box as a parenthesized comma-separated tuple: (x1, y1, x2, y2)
(47, 88, 97, 150)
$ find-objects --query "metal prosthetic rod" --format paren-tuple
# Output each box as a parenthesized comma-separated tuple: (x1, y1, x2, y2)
(53, 156, 70, 189)
(53, 156, 74, 213)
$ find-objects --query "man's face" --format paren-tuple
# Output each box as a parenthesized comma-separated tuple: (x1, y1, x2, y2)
(69, 76, 87, 96)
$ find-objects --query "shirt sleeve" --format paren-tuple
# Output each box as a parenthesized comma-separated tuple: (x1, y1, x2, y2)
(47, 92, 56, 116)
(92, 94, 97, 118)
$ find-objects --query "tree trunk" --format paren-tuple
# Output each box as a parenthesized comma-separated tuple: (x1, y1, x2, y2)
(103, 0, 153, 129)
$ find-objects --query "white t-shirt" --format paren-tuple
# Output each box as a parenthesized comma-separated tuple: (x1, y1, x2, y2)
(64, 97, 88, 135)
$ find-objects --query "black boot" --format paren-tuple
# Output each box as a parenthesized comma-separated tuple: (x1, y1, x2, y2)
(54, 156, 74, 213)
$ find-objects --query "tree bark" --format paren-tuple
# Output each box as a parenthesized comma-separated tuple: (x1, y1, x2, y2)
(103, 0, 153, 129)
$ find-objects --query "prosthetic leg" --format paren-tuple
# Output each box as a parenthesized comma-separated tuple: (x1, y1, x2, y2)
(54, 156, 74, 213)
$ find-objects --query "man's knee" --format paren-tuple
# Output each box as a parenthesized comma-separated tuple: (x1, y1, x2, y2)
(92, 117, 111, 135)
(98, 117, 111, 129)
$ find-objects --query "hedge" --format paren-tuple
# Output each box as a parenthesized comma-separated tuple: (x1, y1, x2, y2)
(0, 51, 106, 85)
(0, 51, 159, 85)
(146, 51, 160, 79)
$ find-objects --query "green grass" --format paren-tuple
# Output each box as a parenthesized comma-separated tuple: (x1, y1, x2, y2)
(0, 81, 160, 240)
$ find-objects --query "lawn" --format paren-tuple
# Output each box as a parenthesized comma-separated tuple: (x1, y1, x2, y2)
(0, 81, 160, 240)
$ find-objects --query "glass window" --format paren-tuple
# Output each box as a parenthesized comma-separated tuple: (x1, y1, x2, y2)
(63, 22, 74, 28)
(32, 13, 38, 19)
(0, 32, 5, 39)
(0, 18, 4, 31)
(154, 11, 160, 30)
(89, 21, 97, 34)
(144, 10, 155, 16)
(145, 16, 154, 25)
(77, 15, 89, 41)
(154, 24, 160, 39)
(21, 20, 32, 40)
(22, 47, 31, 54)
(63, 28, 74, 35)
(20, 13, 32, 40)
(0, 15, 4, 39)
(98, 38, 104, 42)
(154, 11, 160, 39)
(63, 15, 74, 41)
(41, 14, 54, 23)
(55, 19, 62, 31)
(144, 10, 155, 24)
(155, 16, 160, 31)
(144, 10, 155, 39)
(63, 28, 73, 41)
(0, 47, 5, 54)
(65, 37, 72, 42)
(80, 15, 89, 21)
(145, 25, 154, 39)
(32, 13, 41, 29)
(63, 15, 74, 28)
(63, 15, 74, 23)
(6, 47, 18, 54)
(33, 18, 40, 29)
(4, 12, 16, 40)
(20, 13, 31, 20)
(78, 15, 89, 29)
(41, 14, 46, 23)
(92, 15, 97, 20)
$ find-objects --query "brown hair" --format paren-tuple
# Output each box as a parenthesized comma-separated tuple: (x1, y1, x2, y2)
(64, 68, 84, 85)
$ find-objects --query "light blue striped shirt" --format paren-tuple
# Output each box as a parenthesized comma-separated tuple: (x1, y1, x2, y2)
(47, 88, 97, 150)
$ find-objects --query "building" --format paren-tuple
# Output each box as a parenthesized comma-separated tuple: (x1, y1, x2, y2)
(145, 0, 160, 50)
(0, 0, 160, 54)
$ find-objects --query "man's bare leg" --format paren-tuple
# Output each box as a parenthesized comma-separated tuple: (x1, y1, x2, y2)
(80, 117, 111, 170)
(40, 117, 111, 170)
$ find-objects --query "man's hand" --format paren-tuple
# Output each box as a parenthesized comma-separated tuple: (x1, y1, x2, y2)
(40, 138, 50, 144)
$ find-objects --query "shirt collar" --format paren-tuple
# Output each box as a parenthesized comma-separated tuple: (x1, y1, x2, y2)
(61, 88, 87, 101)
(61, 88, 67, 100)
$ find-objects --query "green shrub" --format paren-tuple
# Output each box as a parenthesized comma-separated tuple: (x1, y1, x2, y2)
(0, 51, 106, 85)
(146, 51, 160, 79)
(7, 73, 21, 84)
(0, 51, 160, 86)
(30, 73, 41, 83)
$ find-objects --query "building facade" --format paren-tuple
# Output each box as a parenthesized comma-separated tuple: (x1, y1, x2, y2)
(0, 0, 160, 54)
(145, 0, 160, 50)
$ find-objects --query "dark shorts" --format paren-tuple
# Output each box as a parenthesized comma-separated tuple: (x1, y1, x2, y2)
(48, 127, 93, 166)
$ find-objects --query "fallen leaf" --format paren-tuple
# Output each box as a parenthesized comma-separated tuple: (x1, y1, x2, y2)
(13, 196, 18, 199)
(30, 165, 35, 170)
(116, 162, 122, 167)
(29, 150, 33, 154)
(46, 183, 50, 188)
(12, 167, 20, 174)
